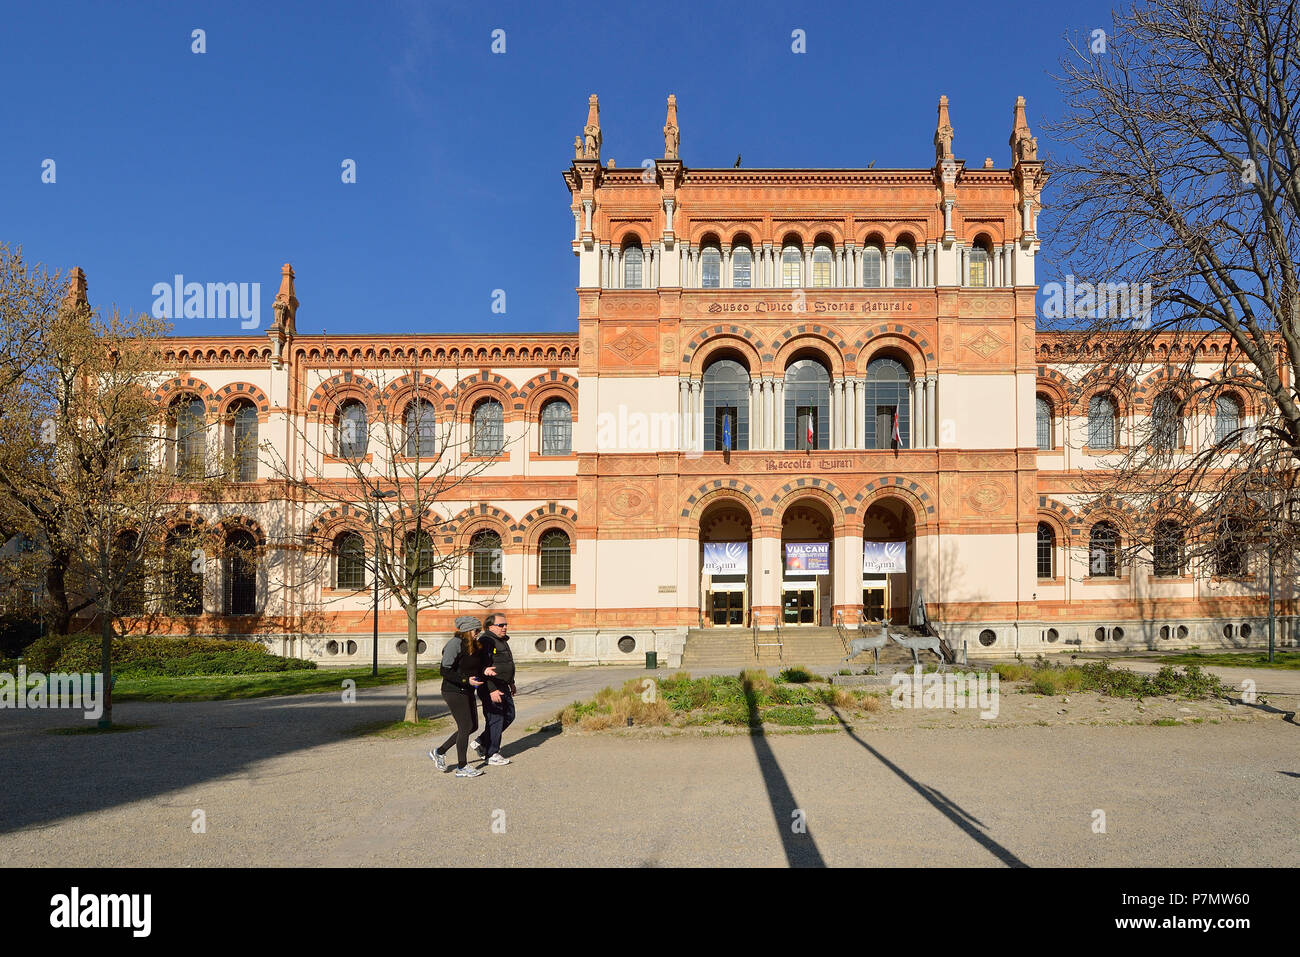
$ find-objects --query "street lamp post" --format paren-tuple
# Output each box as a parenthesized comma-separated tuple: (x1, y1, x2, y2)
(370, 490, 397, 677)
(1266, 480, 1275, 664)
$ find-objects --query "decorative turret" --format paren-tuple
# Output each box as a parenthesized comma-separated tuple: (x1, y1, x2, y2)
(933, 96, 962, 243)
(1009, 95, 1038, 162)
(582, 94, 602, 161)
(663, 94, 679, 160)
(63, 266, 88, 312)
(1009, 96, 1046, 244)
(934, 95, 955, 162)
(268, 263, 298, 368)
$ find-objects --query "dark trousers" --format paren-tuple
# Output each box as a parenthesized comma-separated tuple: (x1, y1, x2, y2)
(475, 688, 515, 758)
(436, 685, 479, 767)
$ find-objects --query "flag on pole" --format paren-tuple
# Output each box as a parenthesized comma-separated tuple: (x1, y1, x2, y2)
(722, 412, 732, 451)
(807, 415, 814, 448)
(891, 408, 901, 447)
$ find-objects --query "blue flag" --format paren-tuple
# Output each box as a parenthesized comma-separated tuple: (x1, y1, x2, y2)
(722, 412, 732, 451)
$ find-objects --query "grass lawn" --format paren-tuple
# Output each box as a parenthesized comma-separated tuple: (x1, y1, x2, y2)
(1132, 651, 1300, 670)
(112, 667, 443, 702)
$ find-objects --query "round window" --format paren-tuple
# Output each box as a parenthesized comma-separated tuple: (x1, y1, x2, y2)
(1046, 628, 1059, 643)
(346, 640, 357, 655)
(978, 629, 996, 647)
(617, 635, 636, 653)
(1095, 627, 1107, 642)
(326, 640, 339, 655)
(535, 638, 548, 653)
(554, 637, 567, 653)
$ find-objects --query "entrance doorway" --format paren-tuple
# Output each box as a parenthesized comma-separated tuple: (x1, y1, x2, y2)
(699, 501, 752, 628)
(862, 579, 887, 621)
(708, 580, 746, 625)
(782, 579, 817, 624)
(780, 498, 835, 626)
(863, 497, 916, 623)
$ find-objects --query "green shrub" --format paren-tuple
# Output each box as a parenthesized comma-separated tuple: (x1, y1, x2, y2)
(21, 632, 80, 672)
(24, 634, 315, 677)
(777, 666, 815, 683)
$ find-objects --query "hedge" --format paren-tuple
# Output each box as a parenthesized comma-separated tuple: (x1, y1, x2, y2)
(18, 634, 316, 677)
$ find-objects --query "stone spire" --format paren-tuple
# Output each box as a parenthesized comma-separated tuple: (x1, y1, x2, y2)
(63, 266, 88, 312)
(663, 94, 679, 160)
(268, 263, 298, 368)
(1010, 96, 1037, 162)
(582, 94, 602, 160)
(934, 95, 954, 162)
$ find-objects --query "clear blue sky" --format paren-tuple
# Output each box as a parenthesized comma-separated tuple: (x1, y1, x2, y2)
(2, 0, 1118, 337)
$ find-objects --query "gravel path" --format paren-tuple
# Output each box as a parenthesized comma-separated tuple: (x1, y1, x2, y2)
(2, 665, 1296, 867)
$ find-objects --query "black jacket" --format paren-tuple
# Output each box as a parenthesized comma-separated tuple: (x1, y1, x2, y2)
(439, 636, 486, 692)
(480, 633, 515, 693)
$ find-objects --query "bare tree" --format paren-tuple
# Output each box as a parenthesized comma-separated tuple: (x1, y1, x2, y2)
(264, 356, 509, 723)
(1046, 0, 1300, 571)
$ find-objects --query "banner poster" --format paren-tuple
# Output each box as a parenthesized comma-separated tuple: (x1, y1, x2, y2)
(862, 541, 907, 573)
(784, 541, 829, 575)
(703, 541, 748, 575)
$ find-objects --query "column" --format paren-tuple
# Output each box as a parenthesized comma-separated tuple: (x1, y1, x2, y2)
(679, 379, 688, 450)
(916, 378, 927, 447)
(722, 245, 732, 288)
(884, 244, 895, 287)
(765, 377, 776, 449)
(804, 247, 813, 288)
(960, 246, 969, 287)
(833, 246, 842, 287)
(695, 379, 705, 452)
(599, 244, 609, 288)
(845, 245, 856, 288)
(775, 379, 786, 450)
(652, 243, 661, 287)
(1005, 243, 1015, 286)
(928, 375, 938, 445)
(830, 380, 841, 449)
(909, 379, 919, 447)
(612, 246, 622, 289)
(749, 378, 761, 450)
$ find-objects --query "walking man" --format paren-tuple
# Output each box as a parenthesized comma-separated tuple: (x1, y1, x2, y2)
(472, 613, 516, 766)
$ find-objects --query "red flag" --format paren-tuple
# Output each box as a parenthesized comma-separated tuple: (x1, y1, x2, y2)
(891, 409, 901, 446)
(806, 416, 814, 447)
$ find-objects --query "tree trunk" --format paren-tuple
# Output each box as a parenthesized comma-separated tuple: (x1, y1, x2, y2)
(404, 603, 419, 724)
(98, 612, 113, 729)
(46, 553, 71, 635)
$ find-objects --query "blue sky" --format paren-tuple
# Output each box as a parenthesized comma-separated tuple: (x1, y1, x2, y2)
(2, 0, 1118, 337)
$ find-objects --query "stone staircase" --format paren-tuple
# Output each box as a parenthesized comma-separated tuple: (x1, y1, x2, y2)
(680, 624, 939, 669)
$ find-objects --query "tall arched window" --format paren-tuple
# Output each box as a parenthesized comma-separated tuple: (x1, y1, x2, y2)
(622, 242, 644, 289)
(969, 243, 990, 287)
(1088, 395, 1117, 449)
(540, 399, 572, 455)
(335, 531, 366, 589)
(1214, 394, 1242, 444)
(1089, 521, 1119, 578)
(1152, 520, 1184, 577)
(404, 530, 435, 588)
(893, 245, 913, 287)
(703, 358, 750, 451)
(539, 529, 571, 586)
(172, 396, 206, 479)
(404, 399, 437, 457)
(782, 244, 802, 287)
(335, 400, 368, 458)
(1152, 392, 1184, 450)
(227, 400, 258, 482)
(112, 530, 144, 615)
(1036, 523, 1055, 579)
(784, 358, 830, 450)
(700, 245, 721, 288)
(865, 357, 911, 449)
(471, 530, 503, 588)
(1036, 395, 1054, 450)
(862, 245, 883, 288)
(165, 526, 203, 615)
(472, 398, 504, 456)
(731, 245, 752, 288)
(222, 529, 258, 616)
(812, 244, 833, 287)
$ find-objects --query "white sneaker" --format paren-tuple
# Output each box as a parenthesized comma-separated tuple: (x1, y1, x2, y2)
(454, 765, 484, 778)
(470, 739, 484, 755)
(430, 749, 448, 772)
(487, 754, 511, 766)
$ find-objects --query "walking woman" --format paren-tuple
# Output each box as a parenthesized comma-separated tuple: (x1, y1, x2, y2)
(430, 616, 488, 778)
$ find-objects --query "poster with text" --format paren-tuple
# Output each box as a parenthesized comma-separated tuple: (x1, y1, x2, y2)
(784, 541, 829, 575)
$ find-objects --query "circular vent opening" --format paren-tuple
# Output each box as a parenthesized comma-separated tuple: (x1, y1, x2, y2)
(1095, 627, 1107, 642)
(1112, 626, 1124, 641)
(617, 635, 636, 653)
(535, 638, 548, 653)
(346, 639, 357, 655)
(1177, 625, 1189, 639)
(978, 629, 996, 647)
(1222, 624, 1235, 639)
(1160, 625, 1170, 640)
(1046, 628, 1059, 643)
(326, 640, 339, 655)
(554, 636, 566, 653)
(1240, 623, 1252, 639)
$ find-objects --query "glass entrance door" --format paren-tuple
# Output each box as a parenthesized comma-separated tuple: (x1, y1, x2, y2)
(863, 587, 886, 621)
(709, 589, 745, 626)
(782, 585, 816, 624)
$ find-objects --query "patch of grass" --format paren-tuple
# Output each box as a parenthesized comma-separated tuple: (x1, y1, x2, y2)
(762, 705, 834, 726)
(347, 716, 446, 738)
(1000, 656, 1222, 700)
(1151, 717, 1182, 726)
(46, 723, 155, 735)
(1137, 651, 1300, 670)
(113, 667, 442, 702)
(777, 665, 825, 683)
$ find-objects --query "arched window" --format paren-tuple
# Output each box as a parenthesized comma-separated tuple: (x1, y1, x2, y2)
(171, 396, 206, 479)
(969, 243, 990, 287)
(1152, 392, 1184, 450)
(812, 244, 833, 287)
(1214, 394, 1242, 445)
(404, 530, 435, 588)
(540, 399, 572, 455)
(703, 359, 750, 451)
(864, 357, 911, 450)
(701, 245, 721, 288)
(222, 529, 257, 616)
(165, 526, 203, 615)
(1152, 520, 1184, 577)
(1212, 519, 1246, 576)
(1089, 521, 1119, 578)
(782, 244, 802, 287)
(112, 530, 144, 615)
(893, 245, 913, 288)
(227, 400, 258, 482)
(622, 242, 644, 289)
(404, 399, 437, 458)
(471, 530, 503, 588)
(784, 358, 830, 450)
(472, 398, 504, 456)
(335, 400, 368, 458)
(731, 245, 752, 288)
(1088, 395, 1117, 449)
(1036, 395, 1054, 450)
(539, 529, 571, 586)
(335, 531, 366, 589)
(1036, 523, 1055, 579)
(862, 245, 883, 288)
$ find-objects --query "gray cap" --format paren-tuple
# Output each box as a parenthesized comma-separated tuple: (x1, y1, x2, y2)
(453, 615, 482, 633)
